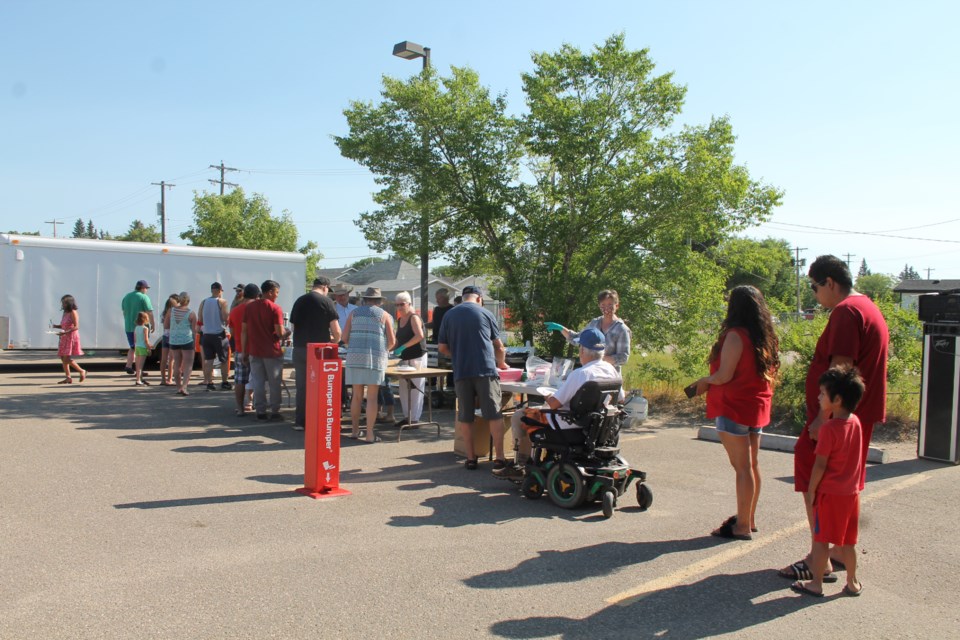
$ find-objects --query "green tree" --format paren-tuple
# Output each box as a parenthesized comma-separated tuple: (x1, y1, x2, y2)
(898, 264, 920, 282)
(118, 219, 161, 243)
(858, 258, 871, 277)
(337, 34, 780, 368)
(856, 272, 894, 301)
(713, 237, 804, 313)
(72, 218, 85, 238)
(349, 257, 386, 270)
(4, 229, 40, 235)
(181, 188, 321, 288)
(86, 220, 97, 239)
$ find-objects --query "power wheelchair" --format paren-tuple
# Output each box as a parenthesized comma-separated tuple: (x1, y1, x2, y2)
(517, 381, 652, 518)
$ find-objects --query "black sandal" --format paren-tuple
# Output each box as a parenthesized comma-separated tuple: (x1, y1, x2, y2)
(778, 560, 839, 583)
(464, 458, 478, 470)
(711, 517, 752, 540)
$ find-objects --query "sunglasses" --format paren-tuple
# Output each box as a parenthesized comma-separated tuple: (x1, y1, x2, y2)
(810, 280, 827, 292)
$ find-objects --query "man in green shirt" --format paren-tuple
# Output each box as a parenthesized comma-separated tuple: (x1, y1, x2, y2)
(121, 280, 155, 374)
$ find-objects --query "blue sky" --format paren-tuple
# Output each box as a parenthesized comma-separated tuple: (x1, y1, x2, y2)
(2, 1, 958, 278)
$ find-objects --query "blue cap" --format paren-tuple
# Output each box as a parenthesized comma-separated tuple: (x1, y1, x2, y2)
(462, 285, 483, 297)
(573, 327, 606, 352)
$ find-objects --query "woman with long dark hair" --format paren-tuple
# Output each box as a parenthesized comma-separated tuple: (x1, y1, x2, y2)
(691, 285, 779, 540)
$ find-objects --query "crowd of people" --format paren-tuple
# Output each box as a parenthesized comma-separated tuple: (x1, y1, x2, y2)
(57, 253, 888, 597)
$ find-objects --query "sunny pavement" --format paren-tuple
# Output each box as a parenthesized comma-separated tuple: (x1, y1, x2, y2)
(1, 363, 958, 639)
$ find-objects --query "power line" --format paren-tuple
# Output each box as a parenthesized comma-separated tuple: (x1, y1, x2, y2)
(762, 221, 960, 244)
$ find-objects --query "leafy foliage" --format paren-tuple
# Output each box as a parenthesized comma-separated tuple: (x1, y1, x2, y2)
(181, 188, 321, 288)
(336, 34, 782, 364)
(855, 273, 895, 301)
(711, 237, 806, 313)
(118, 219, 161, 243)
(897, 264, 920, 282)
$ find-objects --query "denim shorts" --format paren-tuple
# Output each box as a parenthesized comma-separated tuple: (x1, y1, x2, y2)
(715, 416, 763, 437)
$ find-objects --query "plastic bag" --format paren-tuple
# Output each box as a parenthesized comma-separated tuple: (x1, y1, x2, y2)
(525, 354, 551, 382)
(548, 358, 574, 386)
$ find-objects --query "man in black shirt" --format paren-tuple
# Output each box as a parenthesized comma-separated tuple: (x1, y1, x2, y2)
(289, 277, 341, 430)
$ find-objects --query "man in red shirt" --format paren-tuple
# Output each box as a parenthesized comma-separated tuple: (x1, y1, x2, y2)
(779, 255, 889, 583)
(241, 280, 291, 421)
(228, 283, 259, 416)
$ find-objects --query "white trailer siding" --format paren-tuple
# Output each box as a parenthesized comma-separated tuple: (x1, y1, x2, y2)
(0, 234, 306, 350)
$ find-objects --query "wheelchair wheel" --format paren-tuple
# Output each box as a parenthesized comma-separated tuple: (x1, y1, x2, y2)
(546, 463, 586, 509)
(521, 474, 544, 500)
(601, 490, 616, 519)
(636, 482, 653, 511)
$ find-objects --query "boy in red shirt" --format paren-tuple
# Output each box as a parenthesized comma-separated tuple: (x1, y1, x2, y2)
(792, 364, 865, 598)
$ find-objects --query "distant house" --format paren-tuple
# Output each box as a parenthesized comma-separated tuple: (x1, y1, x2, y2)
(893, 279, 960, 310)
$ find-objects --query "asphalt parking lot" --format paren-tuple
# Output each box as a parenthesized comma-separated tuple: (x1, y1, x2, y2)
(2, 356, 958, 639)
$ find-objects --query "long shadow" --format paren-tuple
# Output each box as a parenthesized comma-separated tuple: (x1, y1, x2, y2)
(465, 537, 725, 589)
(772, 455, 953, 487)
(490, 569, 825, 640)
(114, 490, 300, 510)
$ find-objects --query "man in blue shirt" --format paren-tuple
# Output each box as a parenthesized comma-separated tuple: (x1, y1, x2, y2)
(438, 285, 508, 471)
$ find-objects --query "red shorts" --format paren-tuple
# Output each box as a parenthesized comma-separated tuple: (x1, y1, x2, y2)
(813, 492, 859, 546)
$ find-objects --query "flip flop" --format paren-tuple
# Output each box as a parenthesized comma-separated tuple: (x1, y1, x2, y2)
(790, 581, 824, 598)
(57, 378, 73, 384)
(830, 558, 847, 571)
(464, 458, 478, 470)
(842, 583, 863, 597)
(711, 517, 752, 540)
(724, 514, 759, 533)
(778, 560, 839, 583)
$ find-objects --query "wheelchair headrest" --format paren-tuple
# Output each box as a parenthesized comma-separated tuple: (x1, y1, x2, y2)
(568, 380, 623, 420)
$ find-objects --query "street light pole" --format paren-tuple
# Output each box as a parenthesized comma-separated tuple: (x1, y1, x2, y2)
(393, 40, 431, 324)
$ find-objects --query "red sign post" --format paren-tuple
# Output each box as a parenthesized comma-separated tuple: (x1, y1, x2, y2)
(296, 343, 351, 499)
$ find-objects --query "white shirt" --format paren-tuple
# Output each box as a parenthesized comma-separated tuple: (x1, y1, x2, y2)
(550, 358, 624, 409)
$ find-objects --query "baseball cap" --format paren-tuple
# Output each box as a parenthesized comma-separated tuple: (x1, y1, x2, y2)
(242, 283, 261, 299)
(313, 276, 331, 287)
(461, 285, 483, 297)
(211, 282, 223, 291)
(234, 283, 244, 292)
(136, 280, 150, 290)
(573, 327, 606, 352)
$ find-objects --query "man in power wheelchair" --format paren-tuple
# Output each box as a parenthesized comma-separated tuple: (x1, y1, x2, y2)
(493, 328, 652, 517)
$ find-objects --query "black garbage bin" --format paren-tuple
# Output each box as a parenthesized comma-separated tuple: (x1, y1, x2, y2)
(918, 298, 960, 463)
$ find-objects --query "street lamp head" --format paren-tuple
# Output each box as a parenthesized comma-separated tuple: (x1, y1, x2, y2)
(392, 41, 427, 60)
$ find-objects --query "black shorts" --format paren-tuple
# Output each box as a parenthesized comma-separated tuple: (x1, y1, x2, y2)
(201, 333, 229, 362)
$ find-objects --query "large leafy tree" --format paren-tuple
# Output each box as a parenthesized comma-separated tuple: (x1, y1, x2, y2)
(713, 237, 807, 312)
(336, 35, 781, 369)
(181, 188, 321, 287)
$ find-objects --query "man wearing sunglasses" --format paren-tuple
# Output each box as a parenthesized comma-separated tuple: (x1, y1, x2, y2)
(779, 254, 889, 584)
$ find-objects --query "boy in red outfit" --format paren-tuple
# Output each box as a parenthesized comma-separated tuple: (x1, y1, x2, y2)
(792, 364, 865, 598)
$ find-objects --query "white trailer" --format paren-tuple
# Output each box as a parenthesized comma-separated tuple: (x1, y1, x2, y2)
(0, 234, 306, 351)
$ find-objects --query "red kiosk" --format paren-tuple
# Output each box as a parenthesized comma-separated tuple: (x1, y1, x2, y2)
(296, 343, 351, 499)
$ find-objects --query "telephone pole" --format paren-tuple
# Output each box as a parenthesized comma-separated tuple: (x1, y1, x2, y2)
(151, 181, 175, 243)
(842, 253, 856, 269)
(793, 246, 808, 313)
(209, 161, 239, 195)
(925, 267, 935, 279)
(45, 219, 63, 238)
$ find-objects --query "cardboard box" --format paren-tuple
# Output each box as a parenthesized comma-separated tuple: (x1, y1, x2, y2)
(453, 394, 518, 459)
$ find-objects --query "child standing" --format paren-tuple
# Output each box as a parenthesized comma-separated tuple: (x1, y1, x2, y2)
(791, 364, 865, 598)
(134, 312, 152, 386)
(54, 295, 86, 384)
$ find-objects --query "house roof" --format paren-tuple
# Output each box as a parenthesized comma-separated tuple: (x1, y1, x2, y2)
(893, 279, 960, 294)
(341, 259, 421, 285)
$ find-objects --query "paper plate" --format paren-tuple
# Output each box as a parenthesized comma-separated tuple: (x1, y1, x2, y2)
(395, 365, 417, 372)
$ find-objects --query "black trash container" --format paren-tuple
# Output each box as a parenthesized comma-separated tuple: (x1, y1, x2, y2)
(918, 319, 960, 464)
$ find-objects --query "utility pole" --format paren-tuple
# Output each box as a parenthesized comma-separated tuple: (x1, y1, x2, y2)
(793, 246, 808, 313)
(45, 219, 63, 238)
(925, 267, 935, 279)
(209, 161, 239, 195)
(151, 181, 175, 243)
(842, 253, 856, 269)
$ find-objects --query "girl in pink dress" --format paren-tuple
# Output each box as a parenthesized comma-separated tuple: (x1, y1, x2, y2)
(54, 295, 86, 384)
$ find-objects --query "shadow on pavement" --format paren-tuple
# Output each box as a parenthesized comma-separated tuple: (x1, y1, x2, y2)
(489, 568, 823, 640)
(114, 490, 300, 510)
(465, 537, 726, 589)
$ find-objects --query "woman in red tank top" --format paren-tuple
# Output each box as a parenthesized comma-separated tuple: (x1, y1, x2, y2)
(691, 285, 779, 540)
